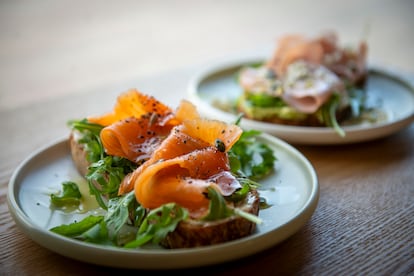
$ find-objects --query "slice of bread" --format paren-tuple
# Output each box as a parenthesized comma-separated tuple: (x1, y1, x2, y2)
(69, 131, 90, 177)
(161, 189, 259, 248)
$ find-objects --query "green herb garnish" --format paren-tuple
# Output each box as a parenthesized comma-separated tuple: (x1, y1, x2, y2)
(125, 203, 188, 248)
(50, 215, 103, 237)
(229, 129, 276, 180)
(69, 119, 137, 209)
(202, 187, 262, 224)
(320, 93, 345, 137)
(50, 181, 82, 207)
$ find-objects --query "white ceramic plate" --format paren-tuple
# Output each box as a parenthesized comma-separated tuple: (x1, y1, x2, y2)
(7, 134, 318, 270)
(188, 58, 414, 145)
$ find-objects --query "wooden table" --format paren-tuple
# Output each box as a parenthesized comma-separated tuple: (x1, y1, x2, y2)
(1, 1, 414, 274)
(1, 65, 413, 275)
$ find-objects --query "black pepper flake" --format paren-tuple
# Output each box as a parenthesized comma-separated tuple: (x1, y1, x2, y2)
(215, 139, 226, 152)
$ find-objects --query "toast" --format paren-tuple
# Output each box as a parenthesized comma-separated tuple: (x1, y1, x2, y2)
(236, 32, 368, 130)
(69, 129, 261, 248)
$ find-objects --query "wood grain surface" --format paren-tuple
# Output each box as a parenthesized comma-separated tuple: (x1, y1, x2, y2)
(1, 1, 414, 274)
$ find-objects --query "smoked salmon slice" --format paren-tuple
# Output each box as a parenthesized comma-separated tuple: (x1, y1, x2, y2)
(87, 89, 175, 127)
(89, 89, 244, 218)
(91, 90, 201, 163)
(118, 116, 243, 218)
(133, 146, 233, 217)
(100, 116, 174, 163)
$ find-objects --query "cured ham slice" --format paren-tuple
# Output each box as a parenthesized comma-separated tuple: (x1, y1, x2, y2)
(267, 32, 367, 85)
(282, 61, 345, 114)
(238, 66, 282, 95)
(267, 34, 325, 76)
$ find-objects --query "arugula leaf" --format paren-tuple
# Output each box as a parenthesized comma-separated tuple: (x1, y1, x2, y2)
(229, 129, 276, 180)
(50, 215, 103, 237)
(50, 215, 113, 245)
(202, 187, 263, 224)
(233, 208, 263, 225)
(246, 93, 286, 108)
(226, 178, 259, 202)
(50, 181, 82, 207)
(86, 156, 137, 209)
(68, 119, 138, 210)
(321, 94, 345, 137)
(81, 220, 113, 245)
(68, 119, 104, 135)
(202, 187, 234, 221)
(105, 191, 136, 238)
(68, 119, 105, 163)
(124, 203, 188, 248)
(133, 205, 147, 228)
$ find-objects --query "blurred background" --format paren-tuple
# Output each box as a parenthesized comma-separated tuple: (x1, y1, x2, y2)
(1, 0, 413, 111)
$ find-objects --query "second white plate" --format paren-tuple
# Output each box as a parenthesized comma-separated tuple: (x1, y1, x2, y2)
(188, 58, 414, 145)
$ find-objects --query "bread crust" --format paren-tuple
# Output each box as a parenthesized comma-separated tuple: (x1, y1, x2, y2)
(69, 131, 90, 177)
(237, 74, 366, 127)
(237, 104, 352, 127)
(161, 189, 260, 248)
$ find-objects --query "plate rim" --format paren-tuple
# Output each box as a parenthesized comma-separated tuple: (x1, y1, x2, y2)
(7, 134, 319, 269)
(187, 57, 414, 145)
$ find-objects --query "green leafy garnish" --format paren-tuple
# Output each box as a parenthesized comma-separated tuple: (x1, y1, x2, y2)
(50, 181, 82, 207)
(86, 156, 137, 210)
(202, 187, 262, 224)
(321, 93, 345, 137)
(202, 187, 234, 221)
(48, 200, 188, 248)
(226, 182, 250, 202)
(68, 119, 104, 163)
(50, 215, 103, 237)
(246, 93, 286, 108)
(105, 191, 137, 239)
(81, 219, 112, 245)
(124, 203, 188, 248)
(229, 129, 276, 180)
(68, 119, 137, 210)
